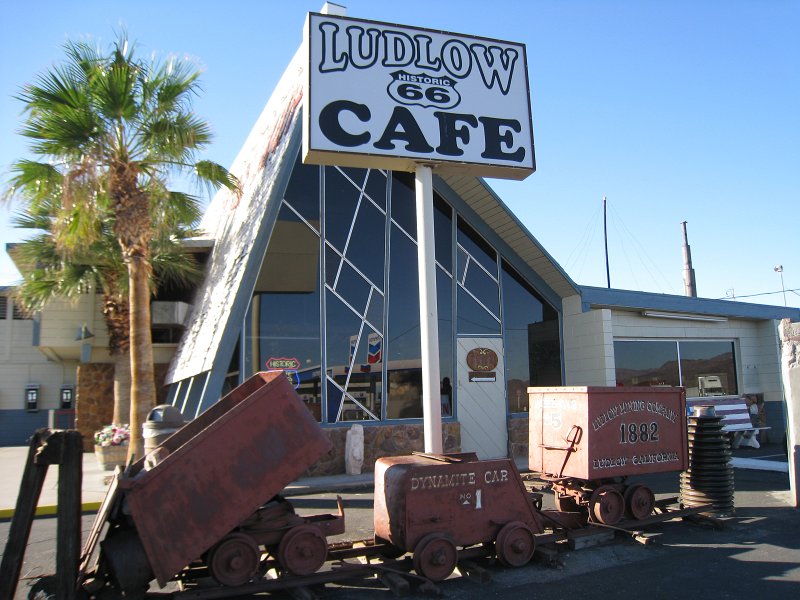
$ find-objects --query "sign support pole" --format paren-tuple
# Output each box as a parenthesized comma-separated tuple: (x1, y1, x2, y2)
(415, 164, 443, 453)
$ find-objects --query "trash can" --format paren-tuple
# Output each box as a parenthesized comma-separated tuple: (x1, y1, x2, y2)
(143, 405, 185, 454)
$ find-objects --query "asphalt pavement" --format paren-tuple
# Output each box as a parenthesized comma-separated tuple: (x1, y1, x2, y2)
(1, 444, 798, 599)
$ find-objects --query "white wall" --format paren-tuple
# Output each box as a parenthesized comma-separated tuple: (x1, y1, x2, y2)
(562, 295, 616, 386)
(0, 294, 76, 412)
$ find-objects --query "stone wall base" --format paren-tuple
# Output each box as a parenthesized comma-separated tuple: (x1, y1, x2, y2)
(508, 416, 529, 460)
(76, 363, 170, 452)
(305, 422, 461, 477)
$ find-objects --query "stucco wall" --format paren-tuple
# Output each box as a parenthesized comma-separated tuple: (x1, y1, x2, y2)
(0, 294, 78, 445)
(561, 295, 616, 385)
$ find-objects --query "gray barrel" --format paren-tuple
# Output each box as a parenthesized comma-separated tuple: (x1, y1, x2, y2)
(143, 405, 185, 454)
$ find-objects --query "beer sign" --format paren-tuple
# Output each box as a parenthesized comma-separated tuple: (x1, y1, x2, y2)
(303, 13, 535, 179)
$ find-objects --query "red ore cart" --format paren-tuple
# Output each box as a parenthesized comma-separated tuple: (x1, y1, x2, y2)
(373, 453, 543, 581)
(528, 386, 688, 525)
(78, 371, 343, 596)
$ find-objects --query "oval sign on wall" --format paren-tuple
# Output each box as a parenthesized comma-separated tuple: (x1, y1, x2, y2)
(466, 347, 499, 372)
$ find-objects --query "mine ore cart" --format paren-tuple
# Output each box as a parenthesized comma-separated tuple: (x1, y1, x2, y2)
(79, 371, 343, 596)
(374, 453, 544, 581)
(529, 386, 688, 525)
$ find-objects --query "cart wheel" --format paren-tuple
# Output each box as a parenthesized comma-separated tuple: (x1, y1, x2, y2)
(208, 532, 261, 586)
(554, 493, 580, 512)
(590, 485, 624, 525)
(277, 524, 328, 576)
(412, 533, 458, 582)
(495, 521, 535, 567)
(624, 484, 655, 520)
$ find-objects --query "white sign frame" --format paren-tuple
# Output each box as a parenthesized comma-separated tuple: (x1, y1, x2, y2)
(303, 12, 535, 179)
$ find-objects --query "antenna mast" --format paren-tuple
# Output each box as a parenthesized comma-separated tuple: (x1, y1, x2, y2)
(681, 221, 697, 297)
(603, 196, 611, 288)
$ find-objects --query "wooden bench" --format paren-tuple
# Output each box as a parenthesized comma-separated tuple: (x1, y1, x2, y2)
(686, 395, 768, 448)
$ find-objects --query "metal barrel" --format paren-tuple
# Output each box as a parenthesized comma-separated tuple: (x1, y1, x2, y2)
(679, 406, 734, 516)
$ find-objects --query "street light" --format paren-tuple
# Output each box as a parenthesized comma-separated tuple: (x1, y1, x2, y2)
(774, 265, 786, 306)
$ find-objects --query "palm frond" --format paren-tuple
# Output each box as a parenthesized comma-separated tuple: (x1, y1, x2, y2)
(194, 160, 241, 197)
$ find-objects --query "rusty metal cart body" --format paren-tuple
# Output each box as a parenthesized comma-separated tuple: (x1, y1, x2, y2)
(528, 386, 688, 525)
(373, 453, 543, 581)
(80, 371, 341, 594)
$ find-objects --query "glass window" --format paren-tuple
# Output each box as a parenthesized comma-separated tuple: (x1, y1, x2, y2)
(366, 291, 384, 334)
(325, 243, 341, 288)
(346, 197, 386, 289)
(244, 202, 322, 419)
(680, 341, 737, 397)
(335, 260, 371, 316)
(325, 167, 361, 253)
(464, 262, 500, 317)
(437, 266, 454, 417)
(386, 222, 422, 418)
(434, 194, 453, 273)
(501, 261, 561, 412)
(614, 341, 681, 387)
(614, 340, 738, 398)
(457, 286, 501, 335)
(390, 172, 417, 239)
(364, 169, 388, 211)
(283, 154, 320, 228)
(345, 327, 383, 421)
(457, 217, 497, 276)
(325, 290, 363, 381)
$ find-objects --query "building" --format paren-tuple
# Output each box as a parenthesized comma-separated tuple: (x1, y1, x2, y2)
(563, 287, 796, 438)
(2, 12, 798, 465)
(0, 287, 77, 444)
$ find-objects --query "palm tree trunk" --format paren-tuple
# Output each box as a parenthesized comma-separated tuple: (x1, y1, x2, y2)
(112, 353, 131, 426)
(128, 255, 156, 462)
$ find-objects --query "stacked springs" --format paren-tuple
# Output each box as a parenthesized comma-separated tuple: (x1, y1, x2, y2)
(679, 406, 734, 516)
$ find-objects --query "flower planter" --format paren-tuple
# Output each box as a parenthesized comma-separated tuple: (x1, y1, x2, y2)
(94, 444, 129, 471)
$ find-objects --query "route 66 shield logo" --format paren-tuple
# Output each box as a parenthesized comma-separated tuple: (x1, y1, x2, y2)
(387, 70, 461, 109)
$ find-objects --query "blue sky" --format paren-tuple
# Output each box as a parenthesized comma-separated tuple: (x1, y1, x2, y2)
(1, 1, 797, 307)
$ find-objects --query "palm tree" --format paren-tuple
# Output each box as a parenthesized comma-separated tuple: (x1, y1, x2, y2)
(11, 190, 204, 428)
(6, 35, 239, 460)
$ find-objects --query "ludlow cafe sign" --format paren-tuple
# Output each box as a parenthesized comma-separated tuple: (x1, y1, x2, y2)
(303, 13, 535, 179)
(302, 12, 535, 455)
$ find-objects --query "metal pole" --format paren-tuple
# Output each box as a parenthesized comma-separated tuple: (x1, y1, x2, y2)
(415, 164, 443, 453)
(776, 265, 786, 307)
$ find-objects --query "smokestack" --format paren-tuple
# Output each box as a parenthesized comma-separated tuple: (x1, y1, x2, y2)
(681, 221, 697, 297)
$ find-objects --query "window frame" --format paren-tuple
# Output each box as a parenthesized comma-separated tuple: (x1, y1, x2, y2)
(613, 338, 739, 398)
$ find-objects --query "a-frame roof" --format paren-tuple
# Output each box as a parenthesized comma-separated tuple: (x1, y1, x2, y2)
(167, 43, 577, 386)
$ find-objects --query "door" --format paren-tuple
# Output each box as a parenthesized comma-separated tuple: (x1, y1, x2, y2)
(456, 337, 507, 459)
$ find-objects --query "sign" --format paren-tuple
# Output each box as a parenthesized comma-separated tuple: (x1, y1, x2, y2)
(266, 357, 301, 370)
(303, 13, 535, 179)
(265, 357, 301, 389)
(466, 347, 498, 383)
(466, 347, 498, 372)
(368, 332, 382, 364)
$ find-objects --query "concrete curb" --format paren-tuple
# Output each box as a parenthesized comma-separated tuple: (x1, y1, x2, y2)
(0, 502, 103, 521)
